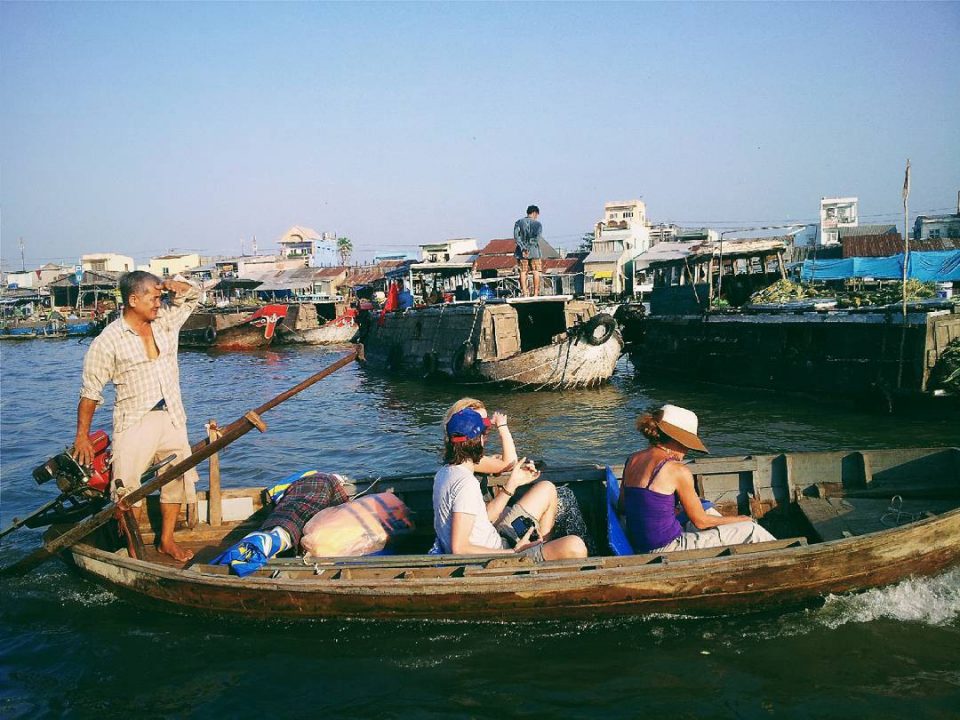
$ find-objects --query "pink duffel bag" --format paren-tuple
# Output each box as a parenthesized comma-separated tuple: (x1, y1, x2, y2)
(300, 492, 415, 558)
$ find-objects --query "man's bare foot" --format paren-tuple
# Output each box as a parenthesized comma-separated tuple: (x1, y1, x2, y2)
(158, 539, 194, 562)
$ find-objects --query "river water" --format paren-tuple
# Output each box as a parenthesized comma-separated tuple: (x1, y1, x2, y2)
(1, 339, 958, 719)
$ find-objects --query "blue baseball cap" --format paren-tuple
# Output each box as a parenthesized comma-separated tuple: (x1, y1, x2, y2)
(445, 408, 491, 443)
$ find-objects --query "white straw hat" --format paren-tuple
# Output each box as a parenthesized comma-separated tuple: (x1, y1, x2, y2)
(657, 404, 708, 453)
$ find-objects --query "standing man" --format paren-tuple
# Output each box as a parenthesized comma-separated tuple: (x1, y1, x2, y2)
(73, 271, 201, 562)
(514, 205, 544, 297)
(396, 279, 414, 310)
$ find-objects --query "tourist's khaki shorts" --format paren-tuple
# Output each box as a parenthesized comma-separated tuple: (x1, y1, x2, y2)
(112, 411, 199, 506)
(517, 257, 542, 272)
(652, 509, 776, 552)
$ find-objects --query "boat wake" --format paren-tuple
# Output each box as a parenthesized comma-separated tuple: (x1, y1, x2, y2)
(814, 567, 960, 629)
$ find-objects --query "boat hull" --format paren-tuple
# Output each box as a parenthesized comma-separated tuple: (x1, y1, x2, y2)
(284, 322, 357, 345)
(180, 305, 288, 351)
(63, 508, 960, 619)
(359, 299, 624, 389)
(41, 446, 960, 620)
(475, 330, 623, 388)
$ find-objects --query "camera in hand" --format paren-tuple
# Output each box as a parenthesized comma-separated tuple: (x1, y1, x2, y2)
(510, 515, 539, 542)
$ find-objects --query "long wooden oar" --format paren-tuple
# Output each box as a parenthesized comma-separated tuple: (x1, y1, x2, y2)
(0, 349, 357, 578)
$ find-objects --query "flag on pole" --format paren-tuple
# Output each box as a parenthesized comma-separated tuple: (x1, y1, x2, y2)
(902, 159, 911, 203)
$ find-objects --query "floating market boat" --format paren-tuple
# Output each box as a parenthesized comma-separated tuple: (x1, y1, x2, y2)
(277, 300, 357, 345)
(0, 318, 66, 339)
(49, 446, 960, 619)
(358, 296, 623, 388)
(179, 305, 288, 351)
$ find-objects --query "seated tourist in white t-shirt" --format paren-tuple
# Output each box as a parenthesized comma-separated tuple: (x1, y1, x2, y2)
(433, 408, 588, 562)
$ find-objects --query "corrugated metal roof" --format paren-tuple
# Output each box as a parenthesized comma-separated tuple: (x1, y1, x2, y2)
(346, 267, 386, 285)
(543, 257, 584, 274)
(584, 250, 623, 264)
(842, 233, 960, 257)
(478, 238, 516, 256)
(837, 224, 898, 238)
(475, 256, 516, 272)
(313, 266, 349, 279)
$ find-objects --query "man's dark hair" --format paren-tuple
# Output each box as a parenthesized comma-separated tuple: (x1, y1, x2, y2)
(119, 270, 161, 305)
(526, 205, 539, 216)
(443, 436, 485, 465)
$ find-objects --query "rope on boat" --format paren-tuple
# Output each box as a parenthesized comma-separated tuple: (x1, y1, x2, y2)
(458, 335, 576, 388)
(429, 303, 447, 358)
(880, 495, 924, 527)
(349, 476, 382, 500)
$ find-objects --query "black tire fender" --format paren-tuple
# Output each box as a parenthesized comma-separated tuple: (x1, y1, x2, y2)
(387, 344, 404, 372)
(581, 314, 617, 346)
(204, 326, 217, 345)
(452, 342, 477, 376)
(422, 352, 438, 376)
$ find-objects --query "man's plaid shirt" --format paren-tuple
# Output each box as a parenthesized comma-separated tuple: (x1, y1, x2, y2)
(80, 284, 200, 433)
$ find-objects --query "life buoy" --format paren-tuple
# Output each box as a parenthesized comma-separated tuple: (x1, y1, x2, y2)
(581, 314, 617, 346)
(422, 352, 438, 376)
(452, 342, 477, 376)
(204, 326, 217, 345)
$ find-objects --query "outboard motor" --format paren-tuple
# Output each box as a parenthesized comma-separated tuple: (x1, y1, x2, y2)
(32, 430, 112, 497)
(0, 431, 114, 539)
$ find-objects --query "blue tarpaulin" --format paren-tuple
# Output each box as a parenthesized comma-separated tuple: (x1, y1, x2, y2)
(801, 250, 960, 282)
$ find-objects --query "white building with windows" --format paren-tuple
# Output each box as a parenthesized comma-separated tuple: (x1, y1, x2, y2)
(820, 197, 859, 245)
(584, 200, 652, 296)
(148, 253, 201, 278)
(81, 253, 135, 273)
(418, 237, 479, 263)
(277, 226, 337, 267)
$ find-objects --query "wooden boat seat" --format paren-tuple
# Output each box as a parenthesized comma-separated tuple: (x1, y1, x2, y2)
(796, 496, 954, 542)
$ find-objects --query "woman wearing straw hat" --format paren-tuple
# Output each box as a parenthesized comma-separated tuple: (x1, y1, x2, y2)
(619, 404, 776, 553)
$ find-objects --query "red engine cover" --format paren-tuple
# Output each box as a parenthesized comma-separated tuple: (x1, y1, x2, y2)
(86, 430, 112, 493)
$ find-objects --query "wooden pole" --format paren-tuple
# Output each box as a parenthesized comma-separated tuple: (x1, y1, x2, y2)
(1, 349, 358, 577)
(897, 160, 911, 390)
(207, 420, 222, 527)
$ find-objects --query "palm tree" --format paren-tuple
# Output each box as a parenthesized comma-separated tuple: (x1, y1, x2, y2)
(337, 236, 353, 266)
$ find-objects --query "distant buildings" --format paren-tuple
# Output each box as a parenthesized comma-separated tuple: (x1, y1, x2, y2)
(81, 253, 134, 273)
(277, 225, 338, 267)
(148, 253, 202, 278)
(820, 197, 859, 245)
(914, 196, 960, 243)
(5, 263, 72, 289)
(585, 200, 651, 296)
(418, 238, 479, 263)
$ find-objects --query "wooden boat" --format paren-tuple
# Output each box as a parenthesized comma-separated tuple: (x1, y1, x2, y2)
(179, 305, 288, 351)
(0, 318, 66, 339)
(65, 317, 105, 337)
(277, 301, 357, 345)
(51, 446, 960, 619)
(358, 296, 623, 388)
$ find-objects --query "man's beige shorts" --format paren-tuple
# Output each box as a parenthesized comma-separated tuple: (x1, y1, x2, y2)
(112, 411, 198, 506)
(517, 257, 543, 272)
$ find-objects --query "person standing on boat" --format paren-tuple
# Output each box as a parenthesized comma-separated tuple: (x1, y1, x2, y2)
(396, 280, 414, 311)
(433, 408, 588, 561)
(619, 405, 776, 553)
(72, 271, 201, 562)
(514, 205, 544, 297)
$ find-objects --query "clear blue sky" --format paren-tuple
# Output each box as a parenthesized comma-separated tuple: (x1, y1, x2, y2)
(2, 1, 958, 267)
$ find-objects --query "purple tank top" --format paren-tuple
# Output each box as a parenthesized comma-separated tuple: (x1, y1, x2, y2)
(623, 458, 682, 553)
